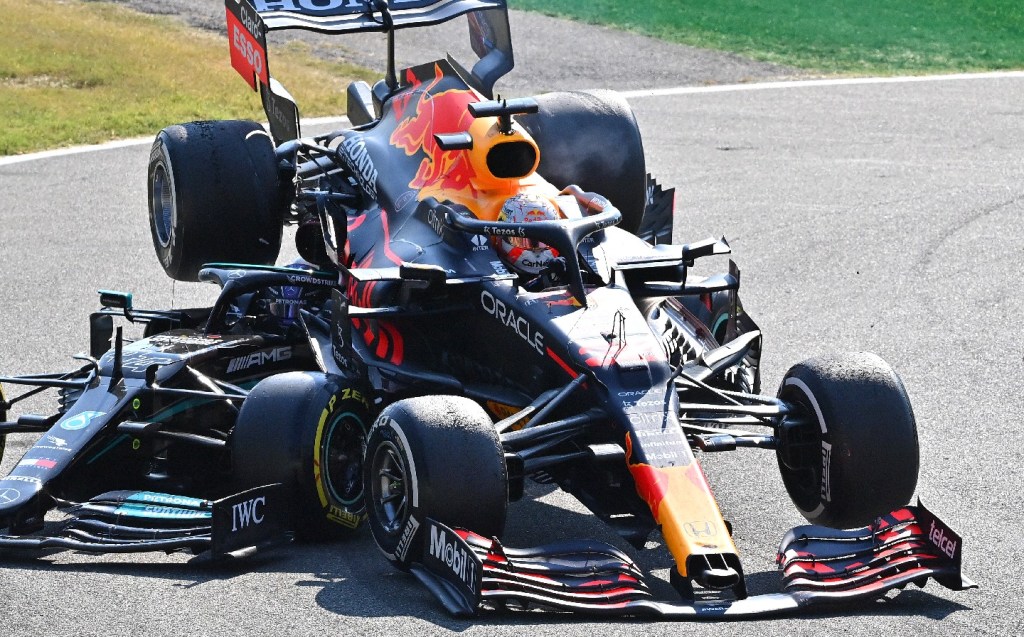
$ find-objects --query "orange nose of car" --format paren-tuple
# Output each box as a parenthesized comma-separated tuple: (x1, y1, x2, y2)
(625, 433, 743, 590)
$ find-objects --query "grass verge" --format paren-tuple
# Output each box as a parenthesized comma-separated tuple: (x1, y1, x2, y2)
(512, 0, 1024, 74)
(0, 0, 376, 155)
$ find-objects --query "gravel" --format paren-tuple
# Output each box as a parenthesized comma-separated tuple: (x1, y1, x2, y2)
(92, 0, 807, 94)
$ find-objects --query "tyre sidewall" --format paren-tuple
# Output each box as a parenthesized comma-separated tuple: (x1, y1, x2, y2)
(147, 120, 284, 281)
(0, 384, 6, 464)
(777, 353, 919, 528)
(148, 133, 182, 278)
(232, 372, 370, 540)
(777, 372, 835, 521)
(364, 396, 507, 569)
(364, 414, 421, 567)
(300, 383, 372, 536)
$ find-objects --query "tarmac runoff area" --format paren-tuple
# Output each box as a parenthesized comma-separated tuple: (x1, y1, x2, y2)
(3, 70, 1022, 167)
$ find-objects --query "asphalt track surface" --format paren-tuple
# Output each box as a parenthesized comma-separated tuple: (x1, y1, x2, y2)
(1, 37, 1023, 637)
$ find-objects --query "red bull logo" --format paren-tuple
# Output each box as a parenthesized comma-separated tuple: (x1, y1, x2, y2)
(390, 65, 480, 202)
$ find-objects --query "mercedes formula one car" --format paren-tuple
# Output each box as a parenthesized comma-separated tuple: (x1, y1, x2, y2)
(0, 0, 974, 619)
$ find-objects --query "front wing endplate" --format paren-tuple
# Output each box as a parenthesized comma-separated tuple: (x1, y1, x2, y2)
(0, 484, 288, 560)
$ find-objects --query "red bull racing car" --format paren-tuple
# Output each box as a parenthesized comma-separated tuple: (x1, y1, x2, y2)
(0, 0, 974, 619)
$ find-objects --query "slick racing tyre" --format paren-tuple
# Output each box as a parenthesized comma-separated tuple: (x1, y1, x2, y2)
(0, 384, 6, 465)
(364, 395, 507, 570)
(232, 372, 370, 540)
(775, 352, 919, 529)
(148, 120, 286, 281)
(518, 90, 647, 233)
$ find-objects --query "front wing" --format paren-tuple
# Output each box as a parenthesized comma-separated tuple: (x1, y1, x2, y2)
(412, 502, 975, 619)
(0, 484, 287, 560)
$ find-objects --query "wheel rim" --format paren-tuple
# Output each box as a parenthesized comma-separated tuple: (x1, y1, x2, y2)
(370, 440, 409, 535)
(777, 387, 824, 512)
(151, 163, 174, 248)
(323, 414, 365, 507)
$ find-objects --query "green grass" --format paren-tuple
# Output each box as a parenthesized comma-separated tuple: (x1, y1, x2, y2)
(5, 1, 1021, 154)
(512, 0, 1024, 74)
(0, 0, 376, 155)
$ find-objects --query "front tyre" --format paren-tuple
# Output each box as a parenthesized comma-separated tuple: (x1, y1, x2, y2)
(232, 372, 370, 540)
(148, 120, 286, 281)
(364, 396, 507, 569)
(0, 384, 6, 465)
(775, 352, 919, 528)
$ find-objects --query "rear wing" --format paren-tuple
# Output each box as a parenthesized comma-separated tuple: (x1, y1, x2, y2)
(248, 0, 506, 34)
(226, 0, 299, 143)
(225, 0, 512, 143)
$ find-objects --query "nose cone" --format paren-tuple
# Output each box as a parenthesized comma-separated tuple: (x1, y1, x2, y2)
(689, 561, 743, 591)
(0, 479, 41, 527)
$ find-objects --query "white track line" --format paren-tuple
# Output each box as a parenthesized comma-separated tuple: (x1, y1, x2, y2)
(0, 116, 351, 168)
(2, 71, 1022, 167)
(0, 136, 155, 167)
(620, 70, 1024, 99)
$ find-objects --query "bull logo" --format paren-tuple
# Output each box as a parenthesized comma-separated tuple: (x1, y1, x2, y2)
(390, 66, 479, 202)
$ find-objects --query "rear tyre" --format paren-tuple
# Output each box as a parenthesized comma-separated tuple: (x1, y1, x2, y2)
(0, 384, 6, 465)
(148, 120, 286, 281)
(518, 90, 647, 233)
(232, 372, 370, 540)
(364, 395, 507, 569)
(775, 352, 919, 528)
